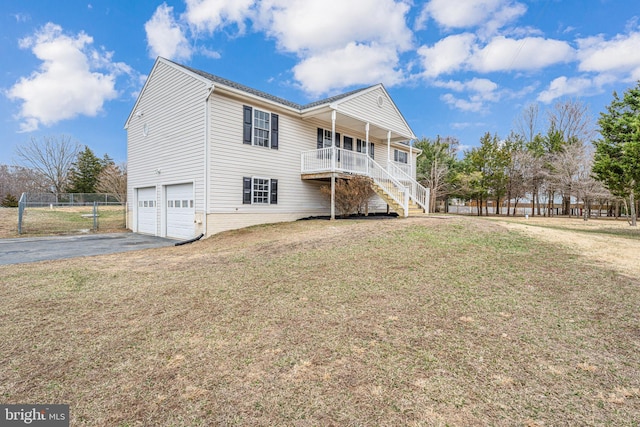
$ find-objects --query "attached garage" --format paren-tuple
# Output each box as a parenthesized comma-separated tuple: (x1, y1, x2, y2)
(136, 187, 157, 235)
(165, 183, 195, 239)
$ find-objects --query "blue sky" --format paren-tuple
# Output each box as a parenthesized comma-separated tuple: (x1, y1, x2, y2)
(2, 0, 640, 165)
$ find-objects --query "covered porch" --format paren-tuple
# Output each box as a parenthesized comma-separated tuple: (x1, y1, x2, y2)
(298, 85, 429, 218)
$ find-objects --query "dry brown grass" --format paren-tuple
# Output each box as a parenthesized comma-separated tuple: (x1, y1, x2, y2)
(0, 217, 639, 426)
(0, 205, 126, 237)
(0, 208, 18, 238)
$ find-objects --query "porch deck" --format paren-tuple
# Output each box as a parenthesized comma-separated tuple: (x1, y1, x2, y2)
(300, 147, 430, 217)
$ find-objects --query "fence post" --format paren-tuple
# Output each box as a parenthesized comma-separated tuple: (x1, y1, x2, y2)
(18, 192, 26, 235)
(93, 201, 98, 232)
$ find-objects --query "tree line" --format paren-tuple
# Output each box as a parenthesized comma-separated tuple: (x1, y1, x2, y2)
(1, 135, 127, 207)
(416, 82, 640, 226)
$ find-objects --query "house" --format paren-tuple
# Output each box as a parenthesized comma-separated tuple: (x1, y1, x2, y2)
(125, 57, 429, 239)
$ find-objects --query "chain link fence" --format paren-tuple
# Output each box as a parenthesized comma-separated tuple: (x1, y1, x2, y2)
(17, 193, 127, 236)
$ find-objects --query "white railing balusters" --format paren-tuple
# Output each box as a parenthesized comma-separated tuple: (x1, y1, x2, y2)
(386, 162, 429, 213)
(300, 148, 414, 217)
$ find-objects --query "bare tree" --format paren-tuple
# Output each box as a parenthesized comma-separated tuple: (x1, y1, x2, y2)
(95, 162, 127, 204)
(15, 135, 81, 198)
(515, 103, 542, 144)
(547, 99, 596, 144)
(0, 164, 49, 199)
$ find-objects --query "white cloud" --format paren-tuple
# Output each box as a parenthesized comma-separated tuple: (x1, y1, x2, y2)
(418, 34, 572, 78)
(145, 3, 192, 60)
(470, 36, 574, 72)
(436, 77, 500, 112)
(7, 23, 123, 132)
(418, 34, 476, 78)
(537, 76, 596, 103)
(576, 31, 640, 79)
(537, 73, 616, 104)
(419, 0, 526, 36)
(253, 0, 413, 94)
(292, 43, 403, 95)
(183, 0, 254, 34)
(256, 0, 412, 54)
(441, 93, 483, 112)
(13, 13, 30, 23)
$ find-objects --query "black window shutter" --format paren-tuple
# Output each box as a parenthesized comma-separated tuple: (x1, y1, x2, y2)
(335, 133, 341, 148)
(370, 143, 375, 159)
(270, 179, 278, 204)
(394, 149, 398, 162)
(243, 177, 252, 204)
(243, 106, 252, 144)
(356, 139, 362, 153)
(317, 128, 323, 149)
(270, 113, 279, 149)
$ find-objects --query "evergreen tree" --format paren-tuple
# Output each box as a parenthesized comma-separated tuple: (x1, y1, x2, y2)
(593, 83, 640, 226)
(66, 146, 105, 193)
(1, 193, 19, 207)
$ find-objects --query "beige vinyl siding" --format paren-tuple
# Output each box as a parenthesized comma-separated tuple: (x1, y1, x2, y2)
(127, 60, 209, 236)
(335, 86, 413, 139)
(207, 93, 330, 218)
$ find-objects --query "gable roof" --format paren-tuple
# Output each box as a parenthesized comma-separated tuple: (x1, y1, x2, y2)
(127, 57, 417, 142)
(174, 59, 373, 112)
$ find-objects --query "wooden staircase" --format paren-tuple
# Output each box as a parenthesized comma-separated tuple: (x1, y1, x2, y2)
(371, 182, 425, 217)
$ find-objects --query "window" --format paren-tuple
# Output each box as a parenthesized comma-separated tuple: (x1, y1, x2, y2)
(254, 109, 270, 147)
(394, 149, 408, 164)
(357, 139, 375, 159)
(316, 128, 341, 149)
(343, 136, 353, 151)
(243, 177, 278, 205)
(243, 106, 279, 149)
(253, 178, 270, 204)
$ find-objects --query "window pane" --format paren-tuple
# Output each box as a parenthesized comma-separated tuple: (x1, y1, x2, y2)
(252, 178, 270, 204)
(254, 109, 270, 147)
(323, 129, 332, 147)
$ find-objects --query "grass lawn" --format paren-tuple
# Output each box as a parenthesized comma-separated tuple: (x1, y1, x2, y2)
(0, 205, 126, 237)
(0, 217, 638, 426)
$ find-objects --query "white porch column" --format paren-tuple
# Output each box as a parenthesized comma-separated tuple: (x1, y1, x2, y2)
(387, 130, 391, 165)
(331, 110, 336, 220)
(365, 122, 370, 175)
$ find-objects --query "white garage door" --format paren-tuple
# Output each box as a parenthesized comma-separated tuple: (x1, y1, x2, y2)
(166, 183, 194, 239)
(136, 187, 157, 235)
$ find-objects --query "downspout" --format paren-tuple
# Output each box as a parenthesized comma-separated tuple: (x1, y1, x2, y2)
(409, 140, 413, 178)
(203, 84, 214, 236)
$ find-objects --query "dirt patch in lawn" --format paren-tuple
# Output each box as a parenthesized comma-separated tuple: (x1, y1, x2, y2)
(490, 216, 640, 279)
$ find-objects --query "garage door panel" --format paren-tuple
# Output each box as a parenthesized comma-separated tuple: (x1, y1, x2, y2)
(166, 184, 194, 239)
(137, 187, 157, 235)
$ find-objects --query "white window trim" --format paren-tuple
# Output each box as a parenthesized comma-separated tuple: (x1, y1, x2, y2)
(251, 176, 271, 204)
(394, 149, 408, 164)
(252, 107, 271, 148)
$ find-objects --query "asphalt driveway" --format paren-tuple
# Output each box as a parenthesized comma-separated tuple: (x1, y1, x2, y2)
(0, 233, 175, 265)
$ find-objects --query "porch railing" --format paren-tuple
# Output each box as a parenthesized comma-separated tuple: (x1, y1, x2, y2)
(301, 147, 409, 217)
(300, 147, 369, 175)
(367, 157, 409, 217)
(387, 162, 430, 213)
